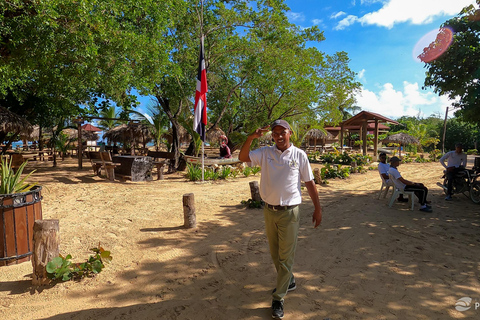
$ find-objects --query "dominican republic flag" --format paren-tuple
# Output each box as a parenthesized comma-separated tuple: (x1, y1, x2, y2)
(194, 36, 208, 142)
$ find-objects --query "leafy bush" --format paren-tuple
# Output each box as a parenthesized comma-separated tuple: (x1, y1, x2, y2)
(467, 149, 478, 155)
(241, 199, 264, 208)
(243, 166, 252, 177)
(321, 164, 350, 180)
(185, 163, 202, 181)
(429, 149, 442, 161)
(219, 166, 232, 179)
(46, 246, 112, 281)
(350, 154, 371, 166)
(251, 166, 261, 175)
(204, 167, 219, 181)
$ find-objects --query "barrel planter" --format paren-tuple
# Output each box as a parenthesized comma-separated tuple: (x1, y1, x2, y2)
(0, 186, 42, 266)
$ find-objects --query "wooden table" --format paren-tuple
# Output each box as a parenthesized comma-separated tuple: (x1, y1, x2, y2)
(112, 155, 153, 182)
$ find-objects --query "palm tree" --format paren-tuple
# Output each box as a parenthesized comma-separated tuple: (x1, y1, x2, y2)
(129, 102, 170, 151)
(98, 106, 121, 132)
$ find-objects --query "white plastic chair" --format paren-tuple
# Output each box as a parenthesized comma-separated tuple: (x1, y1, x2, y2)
(388, 173, 415, 210)
(378, 175, 394, 199)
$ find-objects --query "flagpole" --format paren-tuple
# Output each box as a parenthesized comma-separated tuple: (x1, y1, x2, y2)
(201, 141, 205, 182)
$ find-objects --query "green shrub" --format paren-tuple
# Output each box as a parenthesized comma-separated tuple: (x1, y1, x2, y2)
(46, 246, 112, 281)
(251, 166, 261, 175)
(219, 166, 232, 179)
(185, 163, 202, 181)
(0, 157, 36, 194)
(429, 149, 442, 161)
(467, 149, 478, 155)
(321, 164, 350, 180)
(243, 166, 252, 177)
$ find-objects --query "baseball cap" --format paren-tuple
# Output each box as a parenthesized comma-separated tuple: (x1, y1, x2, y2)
(271, 119, 290, 130)
(389, 156, 401, 163)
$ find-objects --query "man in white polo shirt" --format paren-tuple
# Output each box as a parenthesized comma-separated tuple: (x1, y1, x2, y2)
(440, 143, 467, 200)
(378, 152, 406, 202)
(239, 119, 322, 319)
(388, 156, 432, 212)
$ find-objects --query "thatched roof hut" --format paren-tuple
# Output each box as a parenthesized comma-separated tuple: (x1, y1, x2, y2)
(206, 126, 226, 145)
(104, 123, 152, 147)
(62, 128, 98, 142)
(382, 133, 419, 145)
(382, 132, 419, 156)
(305, 128, 334, 151)
(0, 106, 33, 136)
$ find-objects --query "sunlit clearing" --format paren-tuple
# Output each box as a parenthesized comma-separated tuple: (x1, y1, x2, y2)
(413, 27, 454, 63)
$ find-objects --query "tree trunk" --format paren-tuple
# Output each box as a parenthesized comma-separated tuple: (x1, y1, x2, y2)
(183, 193, 196, 228)
(32, 220, 60, 286)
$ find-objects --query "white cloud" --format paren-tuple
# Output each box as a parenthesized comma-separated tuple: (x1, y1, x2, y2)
(312, 18, 323, 25)
(355, 81, 454, 118)
(357, 69, 366, 82)
(286, 12, 305, 22)
(334, 15, 359, 30)
(335, 0, 476, 29)
(331, 11, 347, 19)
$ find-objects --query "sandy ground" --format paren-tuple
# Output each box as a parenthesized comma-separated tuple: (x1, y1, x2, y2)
(0, 156, 480, 320)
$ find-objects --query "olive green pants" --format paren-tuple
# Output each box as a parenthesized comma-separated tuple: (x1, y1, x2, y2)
(264, 205, 300, 301)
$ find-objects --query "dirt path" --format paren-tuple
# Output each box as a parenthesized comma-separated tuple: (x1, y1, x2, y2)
(1, 159, 479, 319)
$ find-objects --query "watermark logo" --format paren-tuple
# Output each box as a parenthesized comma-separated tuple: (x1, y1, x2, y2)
(456, 297, 472, 312)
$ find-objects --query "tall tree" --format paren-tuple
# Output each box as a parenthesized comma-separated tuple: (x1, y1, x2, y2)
(420, 0, 480, 123)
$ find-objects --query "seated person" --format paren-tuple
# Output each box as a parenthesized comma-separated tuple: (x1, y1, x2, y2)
(440, 142, 467, 201)
(378, 152, 406, 202)
(388, 156, 432, 212)
(219, 135, 232, 159)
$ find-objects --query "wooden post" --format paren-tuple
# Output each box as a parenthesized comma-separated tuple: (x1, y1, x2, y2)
(351, 161, 358, 173)
(249, 181, 262, 202)
(183, 193, 196, 228)
(32, 219, 60, 286)
(313, 168, 321, 184)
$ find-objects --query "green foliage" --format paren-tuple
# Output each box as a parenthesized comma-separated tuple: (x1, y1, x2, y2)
(251, 166, 261, 175)
(185, 163, 202, 181)
(243, 166, 252, 177)
(219, 166, 232, 180)
(467, 149, 478, 155)
(241, 199, 264, 209)
(0, 157, 36, 194)
(46, 246, 112, 281)
(429, 149, 442, 161)
(204, 168, 219, 181)
(420, 1, 480, 123)
(321, 164, 350, 180)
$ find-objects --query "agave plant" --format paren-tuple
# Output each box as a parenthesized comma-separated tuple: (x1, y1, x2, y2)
(0, 157, 36, 194)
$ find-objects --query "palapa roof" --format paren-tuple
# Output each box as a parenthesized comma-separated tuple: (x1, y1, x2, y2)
(62, 128, 98, 141)
(305, 128, 334, 139)
(206, 126, 226, 143)
(104, 123, 153, 144)
(341, 111, 400, 127)
(382, 132, 419, 145)
(0, 106, 33, 136)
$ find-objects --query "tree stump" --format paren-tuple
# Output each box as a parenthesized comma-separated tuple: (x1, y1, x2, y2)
(183, 193, 196, 228)
(351, 161, 358, 173)
(249, 181, 262, 202)
(32, 219, 60, 286)
(313, 168, 321, 184)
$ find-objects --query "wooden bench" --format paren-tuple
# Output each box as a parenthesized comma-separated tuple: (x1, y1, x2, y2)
(147, 151, 175, 180)
(86, 151, 120, 181)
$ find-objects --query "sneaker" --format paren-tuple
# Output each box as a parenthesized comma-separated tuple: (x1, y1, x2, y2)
(445, 195, 453, 201)
(272, 300, 284, 319)
(272, 282, 297, 294)
(419, 206, 432, 212)
(397, 197, 409, 203)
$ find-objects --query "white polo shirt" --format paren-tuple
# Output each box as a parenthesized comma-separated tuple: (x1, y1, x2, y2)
(378, 162, 390, 182)
(440, 150, 467, 169)
(388, 166, 405, 191)
(249, 144, 314, 206)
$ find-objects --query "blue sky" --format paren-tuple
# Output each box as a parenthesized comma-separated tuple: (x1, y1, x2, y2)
(284, 0, 477, 119)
